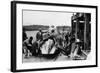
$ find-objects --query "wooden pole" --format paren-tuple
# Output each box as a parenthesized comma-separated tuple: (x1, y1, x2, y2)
(84, 14, 87, 51)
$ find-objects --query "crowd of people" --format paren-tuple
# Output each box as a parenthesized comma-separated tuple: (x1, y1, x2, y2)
(22, 26, 88, 60)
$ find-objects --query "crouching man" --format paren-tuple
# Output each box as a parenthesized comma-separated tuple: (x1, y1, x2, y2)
(23, 36, 33, 58)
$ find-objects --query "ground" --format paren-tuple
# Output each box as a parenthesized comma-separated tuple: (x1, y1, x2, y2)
(22, 54, 72, 63)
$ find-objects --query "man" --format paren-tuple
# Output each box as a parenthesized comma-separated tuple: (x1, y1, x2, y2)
(36, 29, 44, 55)
(36, 29, 43, 41)
(23, 36, 33, 57)
(29, 37, 33, 45)
(23, 28, 27, 41)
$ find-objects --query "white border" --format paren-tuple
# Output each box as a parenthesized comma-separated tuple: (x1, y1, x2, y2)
(16, 3, 96, 70)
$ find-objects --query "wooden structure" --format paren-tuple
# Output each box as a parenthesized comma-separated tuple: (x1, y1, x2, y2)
(71, 13, 91, 51)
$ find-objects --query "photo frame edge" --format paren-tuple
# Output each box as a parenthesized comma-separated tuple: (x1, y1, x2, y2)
(11, 1, 98, 72)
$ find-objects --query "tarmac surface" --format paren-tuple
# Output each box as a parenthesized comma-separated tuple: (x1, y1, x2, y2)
(22, 54, 72, 63)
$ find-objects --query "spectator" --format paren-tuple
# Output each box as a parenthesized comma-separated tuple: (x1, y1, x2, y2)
(29, 36, 33, 45)
(23, 36, 33, 55)
(23, 28, 27, 41)
(36, 29, 43, 41)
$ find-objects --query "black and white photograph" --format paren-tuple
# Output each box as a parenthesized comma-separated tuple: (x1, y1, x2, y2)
(22, 10, 91, 62)
(11, 1, 97, 72)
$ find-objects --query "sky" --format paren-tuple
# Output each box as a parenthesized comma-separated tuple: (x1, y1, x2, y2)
(23, 10, 73, 27)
